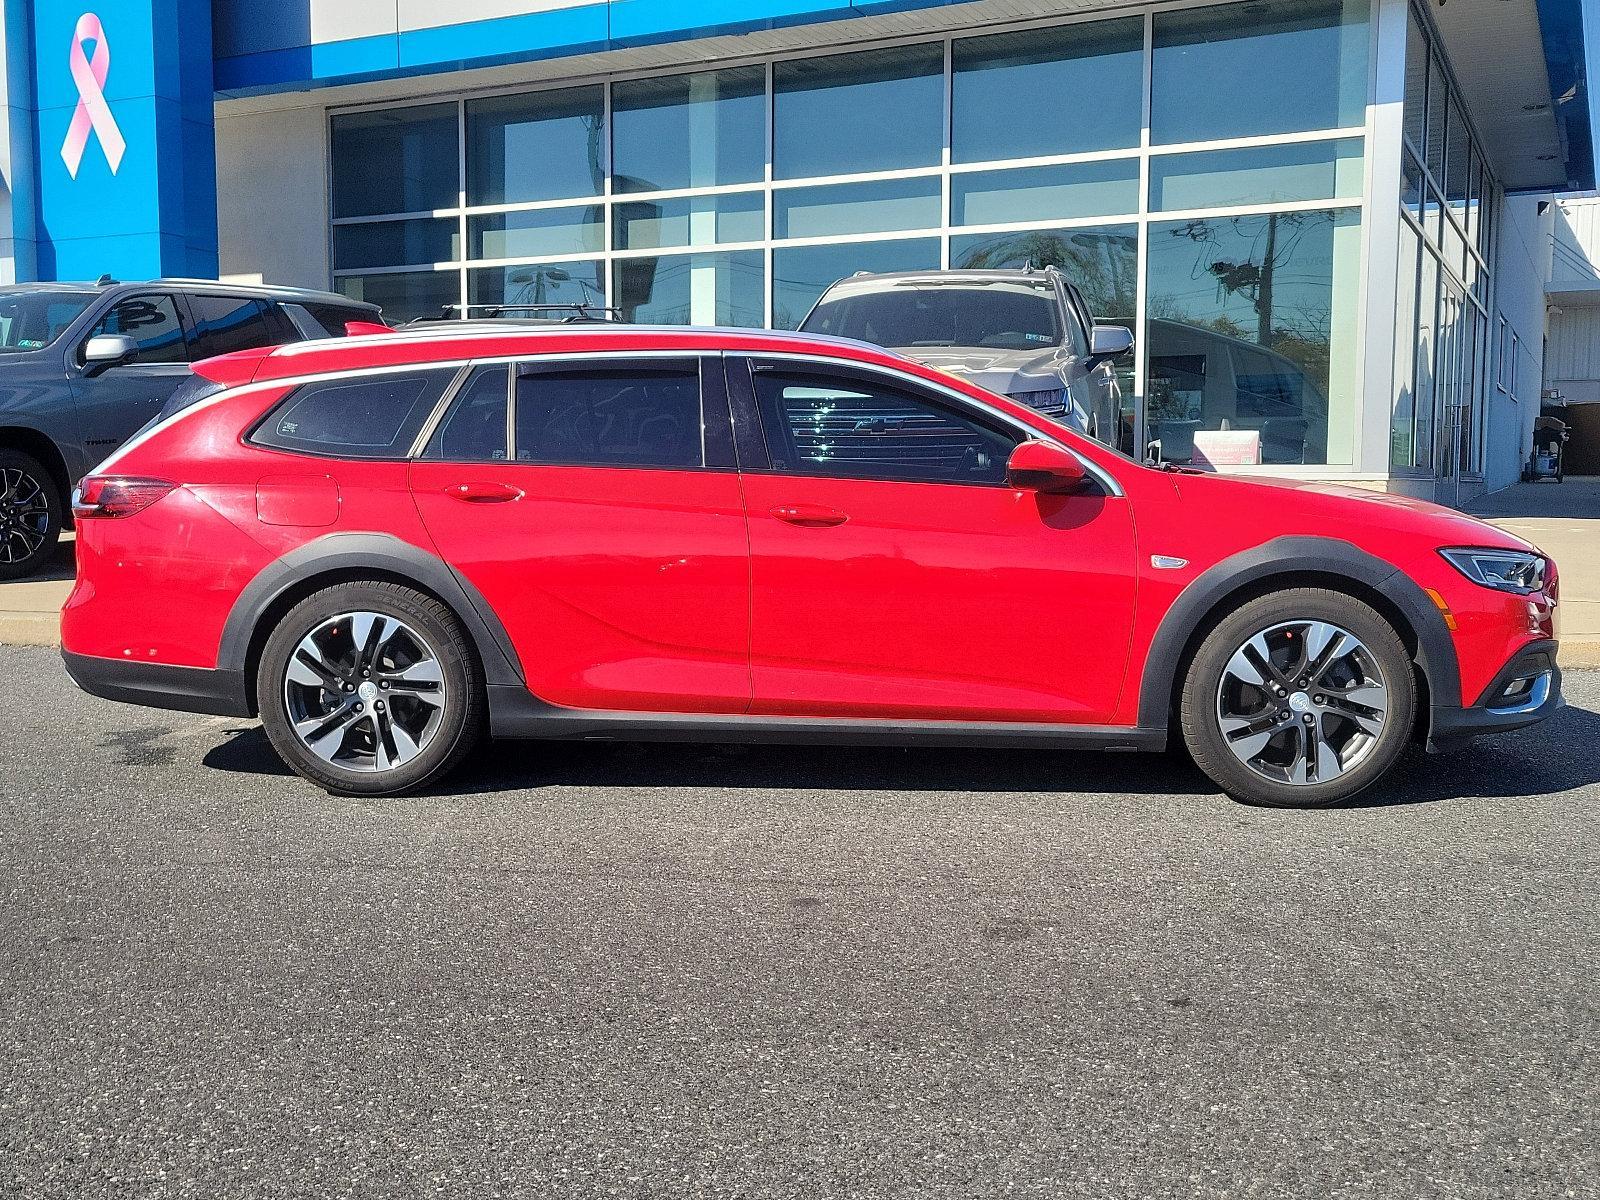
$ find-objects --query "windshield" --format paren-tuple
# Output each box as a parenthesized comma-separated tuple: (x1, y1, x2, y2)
(805, 284, 1062, 352)
(0, 290, 97, 354)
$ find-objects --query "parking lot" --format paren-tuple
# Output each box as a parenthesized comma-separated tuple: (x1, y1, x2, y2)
(3, 646, 1597, 1197)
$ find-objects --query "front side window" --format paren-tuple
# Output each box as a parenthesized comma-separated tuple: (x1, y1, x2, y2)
(514, 363, 704, 469)
(186, 296, 282, 360)
(750, 364, 1019, 486)
(251, 369, 456, 459)
(85, 294, 189, 365)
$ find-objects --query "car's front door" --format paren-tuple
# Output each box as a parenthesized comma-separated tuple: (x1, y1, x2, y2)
(732, 357, 1139, 725)
(409, 356, 752, 714)
(69, 292, 194, 459)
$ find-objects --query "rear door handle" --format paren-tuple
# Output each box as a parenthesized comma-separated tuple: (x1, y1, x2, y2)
(445, 481, 524, 504)
(770, 504, 849, 528)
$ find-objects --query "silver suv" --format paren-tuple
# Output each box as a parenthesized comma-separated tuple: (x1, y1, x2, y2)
(799, 266, 1133, 445)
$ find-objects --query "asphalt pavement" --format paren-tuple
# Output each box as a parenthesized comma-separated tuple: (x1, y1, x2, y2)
(2, 647, 1598, 1199)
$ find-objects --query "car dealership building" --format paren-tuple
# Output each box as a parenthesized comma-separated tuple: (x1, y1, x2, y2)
(0, 0, 1593, 502)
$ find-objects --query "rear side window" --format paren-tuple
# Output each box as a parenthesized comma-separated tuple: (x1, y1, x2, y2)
(84, 294, 189, 364)
(187, 295, 282, 359)
(250, 369, 455, 459)
(423, 366, 509, 462)
(513, 363, 703, 469)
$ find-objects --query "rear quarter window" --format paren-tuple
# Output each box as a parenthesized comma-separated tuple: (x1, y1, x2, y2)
(295, 303, 385, 338)
(249, 369, 456, 459)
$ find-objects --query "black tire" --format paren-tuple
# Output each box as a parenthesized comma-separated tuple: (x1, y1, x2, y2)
(1180, 588, 1417, 809)
(0, 449, 64, 582)
(256, 580, 485, 796)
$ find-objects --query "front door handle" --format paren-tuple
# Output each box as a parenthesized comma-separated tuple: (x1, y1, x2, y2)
(770, 504, 849, 528)
(445, 481, 524, 504)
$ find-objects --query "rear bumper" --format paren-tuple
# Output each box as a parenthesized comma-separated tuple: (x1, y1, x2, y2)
(62, 651, 253, 718)
(1427, 640, 1564, 751)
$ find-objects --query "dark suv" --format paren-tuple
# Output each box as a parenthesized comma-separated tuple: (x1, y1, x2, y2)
(0, 278, 381, 579)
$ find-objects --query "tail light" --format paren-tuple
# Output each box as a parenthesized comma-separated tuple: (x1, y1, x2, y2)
(72, 476, 178, 520)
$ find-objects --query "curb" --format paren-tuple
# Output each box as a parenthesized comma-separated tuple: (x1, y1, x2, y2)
(0, 612, 62, 648)
(1561, 637, 1600, 672)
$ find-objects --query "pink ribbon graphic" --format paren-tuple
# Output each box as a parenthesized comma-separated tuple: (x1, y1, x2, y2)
(60, 13, 125, 179)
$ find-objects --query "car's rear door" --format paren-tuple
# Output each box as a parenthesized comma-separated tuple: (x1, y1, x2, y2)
(731, 355, 1138, 725)
(409, 354, 752, 714)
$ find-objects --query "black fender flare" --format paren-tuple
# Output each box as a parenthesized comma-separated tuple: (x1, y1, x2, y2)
(217, 532, 525, 695)
(1137, 535, 1461, 731)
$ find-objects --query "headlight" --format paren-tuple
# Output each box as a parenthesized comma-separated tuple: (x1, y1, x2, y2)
(1012, 388, 1070, 415)
(1439, 547, 1548, 594)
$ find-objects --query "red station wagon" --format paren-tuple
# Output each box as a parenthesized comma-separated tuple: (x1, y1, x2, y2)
(60, 325, 1562, 807)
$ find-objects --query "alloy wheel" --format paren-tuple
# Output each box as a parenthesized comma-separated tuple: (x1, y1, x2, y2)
(0, 467, 52, 566)
(283, 611, 448, 773)
(1214, 620, 1390, 787)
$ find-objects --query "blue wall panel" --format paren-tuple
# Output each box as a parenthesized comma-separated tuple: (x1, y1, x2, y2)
(213, 0, 957, 95)
(28, 0, 218, 280)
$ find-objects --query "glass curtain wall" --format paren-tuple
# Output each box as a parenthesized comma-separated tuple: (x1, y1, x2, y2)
(1391, 1, 1497, 478)
(331, 0, 1373, 467)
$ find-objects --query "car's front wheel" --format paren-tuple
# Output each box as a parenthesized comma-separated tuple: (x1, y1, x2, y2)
(257, 581, 484, 796)
(1180, 588, 1417, 808)
(0, 449, 63, 582)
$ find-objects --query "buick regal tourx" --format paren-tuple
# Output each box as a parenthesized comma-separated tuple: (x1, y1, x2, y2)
(62, 326, 1562, 807)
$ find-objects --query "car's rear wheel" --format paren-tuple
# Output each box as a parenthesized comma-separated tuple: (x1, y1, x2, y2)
(257, 581, 484, 796)
(0, 449, 63, 582)
(1180, 588, 1416, 808)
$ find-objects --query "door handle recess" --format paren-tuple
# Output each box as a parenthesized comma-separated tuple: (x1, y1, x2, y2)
(445, 482, 524, 504)
(770, 504, 849, 528)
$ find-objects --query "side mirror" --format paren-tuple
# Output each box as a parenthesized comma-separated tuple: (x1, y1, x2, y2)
(1088, 324, 1134, 369)
(1007, 440, 1090, 495)
(83, 334, 139, 376)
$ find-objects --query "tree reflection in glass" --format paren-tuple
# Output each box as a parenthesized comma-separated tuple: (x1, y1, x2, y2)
(1146, 210, 1361, 467)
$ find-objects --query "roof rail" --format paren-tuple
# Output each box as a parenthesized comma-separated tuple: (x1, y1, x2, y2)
(425, 302, 623, 324)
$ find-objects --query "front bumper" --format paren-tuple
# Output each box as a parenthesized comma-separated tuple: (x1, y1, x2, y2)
(1427, 639, 1564, 751)
(62, 651, 253, 718)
